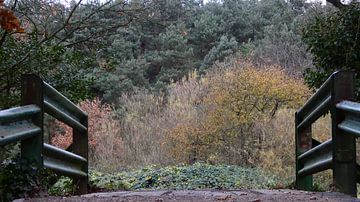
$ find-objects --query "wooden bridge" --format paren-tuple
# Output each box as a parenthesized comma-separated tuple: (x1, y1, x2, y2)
(2, 71, 360, 199)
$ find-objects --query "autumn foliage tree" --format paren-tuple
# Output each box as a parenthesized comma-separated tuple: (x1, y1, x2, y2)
(118, 57, 311, 167)
(166, 58, 311, 165)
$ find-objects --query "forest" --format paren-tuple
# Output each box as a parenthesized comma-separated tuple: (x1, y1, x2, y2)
(1, 0, 360, 200)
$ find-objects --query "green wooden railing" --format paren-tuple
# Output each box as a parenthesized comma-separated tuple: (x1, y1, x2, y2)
(295, 70, 360, 196)
(0, 74, 88, 194)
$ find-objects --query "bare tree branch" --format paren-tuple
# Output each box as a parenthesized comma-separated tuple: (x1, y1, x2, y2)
(55, 1, 127, 46)
(64, 19, 134, 47)
(2, 0, 143, 72)
(6, 0, 83, 69)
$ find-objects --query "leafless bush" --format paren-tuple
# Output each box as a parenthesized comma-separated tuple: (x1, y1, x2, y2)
(51, 98, 123, 171)
(256, 108, 331, 184)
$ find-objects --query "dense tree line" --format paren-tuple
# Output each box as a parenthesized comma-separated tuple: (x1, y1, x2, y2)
(0, 0, 325, 108)
(2, 0, 360, 107)
(303, 2, 360, 99)
(5, 0, 360, 108)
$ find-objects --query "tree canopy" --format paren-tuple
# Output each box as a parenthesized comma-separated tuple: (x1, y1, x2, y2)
(0, 0, 332, 108)
(302, 2, 360, 98)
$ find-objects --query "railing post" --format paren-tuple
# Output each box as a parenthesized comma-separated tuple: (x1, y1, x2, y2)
(21, 74, 44, 168)
(295, 112, 313, 190)
(331, 71, 357, 196)
(72, 115, 88, 194)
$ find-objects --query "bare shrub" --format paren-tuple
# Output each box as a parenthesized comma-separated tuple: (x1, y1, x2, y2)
(118, 72, 209, 166)
(119, 89, 168, 167)
(164, 72, 209, 164)
(256, 109, 331, 184)
(51, 98, 123, 171)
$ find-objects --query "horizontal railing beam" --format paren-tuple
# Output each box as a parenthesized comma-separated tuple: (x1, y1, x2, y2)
(0, 105, 40, 124)
(0, 121, 41, 146)
(297, 96, 331, 132)
(43, 82, 87, 120)
(337, 100, 360, 138)
(338, 119, 360, 137)
(44, 99, 87, 133)
(297, 139, 333, 177)
(298, 157, 332, 177)
(43, 143, 87, 164)
(298, 139, 332, 162)
(297, 73, 332, 119)
(44, 157, 87, 178)
(337, 100, 360, 115)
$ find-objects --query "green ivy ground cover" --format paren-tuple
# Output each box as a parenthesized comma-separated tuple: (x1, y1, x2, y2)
(50, 163, 277, 195)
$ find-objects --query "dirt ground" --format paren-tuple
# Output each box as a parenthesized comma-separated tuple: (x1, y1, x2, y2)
(15, 189, 360, 202)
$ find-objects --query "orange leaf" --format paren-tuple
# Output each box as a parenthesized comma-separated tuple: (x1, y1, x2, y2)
(0, 8, 23, 32)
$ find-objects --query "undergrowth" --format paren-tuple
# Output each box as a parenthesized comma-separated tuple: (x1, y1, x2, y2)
(0, 156, 57, 201)
(49, 163, 276, 195)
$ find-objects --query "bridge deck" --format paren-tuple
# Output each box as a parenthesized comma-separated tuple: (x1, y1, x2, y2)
(15, 189, 359, 201)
